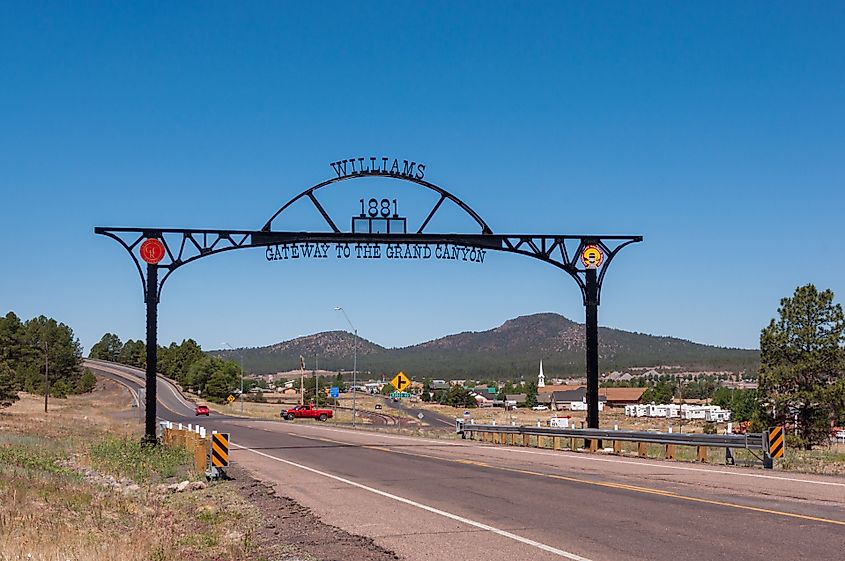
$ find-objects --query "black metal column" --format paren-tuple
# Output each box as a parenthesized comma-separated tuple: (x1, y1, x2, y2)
(144, 264, 158, 444)
(585, 268, 599, 429)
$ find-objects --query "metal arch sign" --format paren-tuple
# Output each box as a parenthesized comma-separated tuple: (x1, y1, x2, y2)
(95, 156, 642, 442)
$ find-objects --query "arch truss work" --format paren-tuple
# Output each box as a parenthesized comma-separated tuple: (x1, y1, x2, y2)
(96, 160, 642, 441)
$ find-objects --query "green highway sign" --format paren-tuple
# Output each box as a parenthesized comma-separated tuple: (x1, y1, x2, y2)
(390, 392, 412, 398)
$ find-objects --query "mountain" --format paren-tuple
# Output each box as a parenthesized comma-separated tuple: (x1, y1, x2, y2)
(210, 313, 759, 380)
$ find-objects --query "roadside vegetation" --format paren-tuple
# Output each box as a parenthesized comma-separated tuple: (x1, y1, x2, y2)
(0, 385, 267, 561)
(89, 334, 243, 404)
(0, 311, 96, 408)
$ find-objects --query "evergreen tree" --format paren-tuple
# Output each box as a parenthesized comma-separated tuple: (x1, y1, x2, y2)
(118, 339, 146, 369)
(642, 380, 676, 404)
(758, 284, 845, 449)
(158, 339, 204, 385)
(21, 316, 83, 395)
(440, 385, 476, 408)
(523, 380, 538, 407)
(420, 380, 432, 402)
(77, 368, 97, 393)
(186, 356, 241, 402)
(0, 361, 19, 407)
(89, 333, 123, 361)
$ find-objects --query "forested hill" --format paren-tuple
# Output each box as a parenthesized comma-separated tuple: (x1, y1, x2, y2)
(210, 313, 759, 380)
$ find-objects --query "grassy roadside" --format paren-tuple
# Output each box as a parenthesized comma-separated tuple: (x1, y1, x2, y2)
(0, 384, 266, 561)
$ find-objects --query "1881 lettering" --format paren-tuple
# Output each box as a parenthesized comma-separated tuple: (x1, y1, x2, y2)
(360, 198, 398, 218)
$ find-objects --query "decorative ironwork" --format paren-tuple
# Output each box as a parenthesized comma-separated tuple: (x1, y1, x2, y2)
(96, 166, 641, 440)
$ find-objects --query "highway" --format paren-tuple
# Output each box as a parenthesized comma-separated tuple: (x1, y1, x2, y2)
(85, 360, 845, 561)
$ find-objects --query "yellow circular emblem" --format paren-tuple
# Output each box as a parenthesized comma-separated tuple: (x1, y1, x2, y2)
(581, 245, 603, 269)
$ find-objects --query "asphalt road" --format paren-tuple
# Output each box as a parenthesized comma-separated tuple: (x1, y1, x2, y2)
(85, 360, 845, 561)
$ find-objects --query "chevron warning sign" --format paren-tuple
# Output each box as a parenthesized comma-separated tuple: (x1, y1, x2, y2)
(211, 432, 230, 467)
(768, 426, 785, 459)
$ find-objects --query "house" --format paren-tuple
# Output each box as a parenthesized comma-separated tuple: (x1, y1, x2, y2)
(548, 389, 607, 411)
(599, 387, 647, 407)
(470, 391, 499, 407)
(472, 385, 498, 395)
(505, 394, 527, 407)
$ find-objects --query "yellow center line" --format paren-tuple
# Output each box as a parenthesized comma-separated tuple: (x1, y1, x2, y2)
(289, 432, 845, 527)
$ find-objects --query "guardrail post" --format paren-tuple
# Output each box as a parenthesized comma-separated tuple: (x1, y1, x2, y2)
(664, 444, 675, 460)
(762, 429, 774, 469)
(613, 440, 621, 454)
(523, 434, 530, 447)
(570, 437, 577, 450)
(696, 446, 708, 462)
(537, 435, 546, 449)
(194, 434, 209, 472)
(638, 442, 647, 457)
(553, 436, 561, 451)
(589, 439, 598, 453)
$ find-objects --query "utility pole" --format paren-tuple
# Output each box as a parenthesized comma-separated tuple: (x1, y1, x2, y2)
(334, 307, 358, 428)
(43, 341, 49, 413)
(299, 355, 305, 406)
(223, 342, 245, 413)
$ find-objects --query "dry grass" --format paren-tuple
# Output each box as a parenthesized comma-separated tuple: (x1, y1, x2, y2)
(0, 383, 264, 561)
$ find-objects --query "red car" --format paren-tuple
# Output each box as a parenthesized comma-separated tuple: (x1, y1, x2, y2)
(195, 405, 210, 416)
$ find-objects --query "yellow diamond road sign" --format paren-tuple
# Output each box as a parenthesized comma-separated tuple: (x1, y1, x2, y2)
(227, 394, 235, 403)
(391, 372, 411, 392)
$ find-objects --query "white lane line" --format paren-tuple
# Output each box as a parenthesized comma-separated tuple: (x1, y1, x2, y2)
(233, 443, 592, 561)
(277, 424, 845, 488)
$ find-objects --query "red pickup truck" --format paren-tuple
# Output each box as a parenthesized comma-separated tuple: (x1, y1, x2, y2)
(281, 404, 333, 422)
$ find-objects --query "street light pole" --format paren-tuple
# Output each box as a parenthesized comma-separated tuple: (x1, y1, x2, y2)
(334, 307, 358, 428)
(223, 342, 244, 413)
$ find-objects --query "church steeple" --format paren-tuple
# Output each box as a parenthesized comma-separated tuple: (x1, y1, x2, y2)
(538, 359, 545, 388)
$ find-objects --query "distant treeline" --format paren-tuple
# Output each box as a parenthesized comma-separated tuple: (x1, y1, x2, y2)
(89, 334, 242, 404)
(0, 312, 94, 407)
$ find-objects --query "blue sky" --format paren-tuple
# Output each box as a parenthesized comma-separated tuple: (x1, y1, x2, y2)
(2, 2, 843, 358)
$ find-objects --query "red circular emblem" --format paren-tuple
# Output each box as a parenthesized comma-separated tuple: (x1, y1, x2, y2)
(139, 238, 166, 264)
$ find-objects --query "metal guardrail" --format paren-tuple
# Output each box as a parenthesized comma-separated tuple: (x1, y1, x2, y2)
(455, 419, 775, 467)
(457, 420, 764, 448)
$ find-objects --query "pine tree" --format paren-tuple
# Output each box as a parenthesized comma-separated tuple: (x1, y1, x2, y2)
(89, 333, 123, 361)
(0, 361, 19, 407)
(758, 284, 845, 449)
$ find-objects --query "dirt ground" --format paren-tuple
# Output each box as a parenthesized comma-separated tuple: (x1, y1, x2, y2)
(229, 464, 399, 561)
